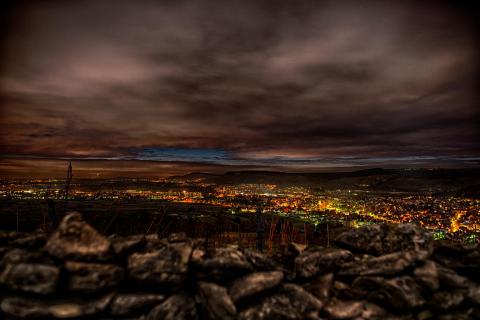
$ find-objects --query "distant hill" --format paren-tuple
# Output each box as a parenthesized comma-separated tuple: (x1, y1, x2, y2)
(437, 184, 480, 199)
(168, 168, 480, 193)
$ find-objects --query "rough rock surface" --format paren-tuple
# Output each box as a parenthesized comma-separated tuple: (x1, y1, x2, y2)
(195, 247, 253, 281)
(147, 293, 198, 320)
(0, 263, 59, 295)
(242, 248, 279, 271)
(197, 282, 236, 320)
(432, 240, 480, 282)
(127, 241, 192, 289)
(238, 283, 324, 320)
(303, 272, 334, 302)
(323, 298, 364, 319)
(0, 212, 478, 319)
(335, 223, 433, 255)
(338, 250, 425, 276)
(1, 294, 113, 318)
(65, 261, 124, 292)
(229, 271, 284, 302)
(110, 293, 166, 317)
(294, 248, 352, 279)
(112, 235, 146, 256)
(45, 212, 112, 261)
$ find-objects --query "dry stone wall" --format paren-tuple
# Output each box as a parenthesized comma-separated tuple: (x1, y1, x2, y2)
(0, 212, 479, 319)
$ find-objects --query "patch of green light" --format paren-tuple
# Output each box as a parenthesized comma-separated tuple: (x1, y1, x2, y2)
(464, 233, 477, 244)
(433, 231, 446, 240)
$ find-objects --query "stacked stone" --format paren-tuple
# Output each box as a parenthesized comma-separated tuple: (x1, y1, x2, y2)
(0, 212, 478, 319)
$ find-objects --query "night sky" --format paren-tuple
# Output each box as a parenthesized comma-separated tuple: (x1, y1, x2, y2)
(1, 0, 479, 178)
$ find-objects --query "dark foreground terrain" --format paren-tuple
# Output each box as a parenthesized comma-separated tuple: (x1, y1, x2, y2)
(0, 213, 479, 320)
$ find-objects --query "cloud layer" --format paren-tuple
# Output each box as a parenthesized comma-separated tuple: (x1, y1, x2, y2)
(0, 0, 478, 175)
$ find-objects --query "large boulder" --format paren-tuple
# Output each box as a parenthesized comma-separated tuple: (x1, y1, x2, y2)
(294, 248, 352, 279)
(167, 232, 188, 243)
(65, 261, 124, 292)
(0, 231, 22, 246)
(45, 212, 112, 261)
(303, 272, 334, 303)
(335, 224, 432, 256)
(432, 241, 480, 282)
(332, 280, 356, 300)
(335, 224, 385, 255)
(1, 297, 51, 318)
(339, 250, 425, 277)
(111, 235, 146, 256)
(0, 263, 59, 295)
(1, 293, 113, 319)
(1, 248, 54, 265)
(467, 284, 480, 305)
(436, 264, 471, 289)
(229, 271, 284, 302)
(8, 231, 47, 250)
(147, 293, 198, 320)
(128, 241, 192, 289)
(197, 282, 237, 320)
(195, 247, 253, 281)
(238, 283, 323, 319)
(414, 260, 440, 291)
(242, 249, 280, 271)
(431, 290, 466, 310)
(358, 302, 389, 319)
(323, 298, 364, 319)
(352, 276, 425, 310)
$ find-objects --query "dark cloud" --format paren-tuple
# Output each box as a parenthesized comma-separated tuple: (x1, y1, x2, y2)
(0, 0, 479, 176)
